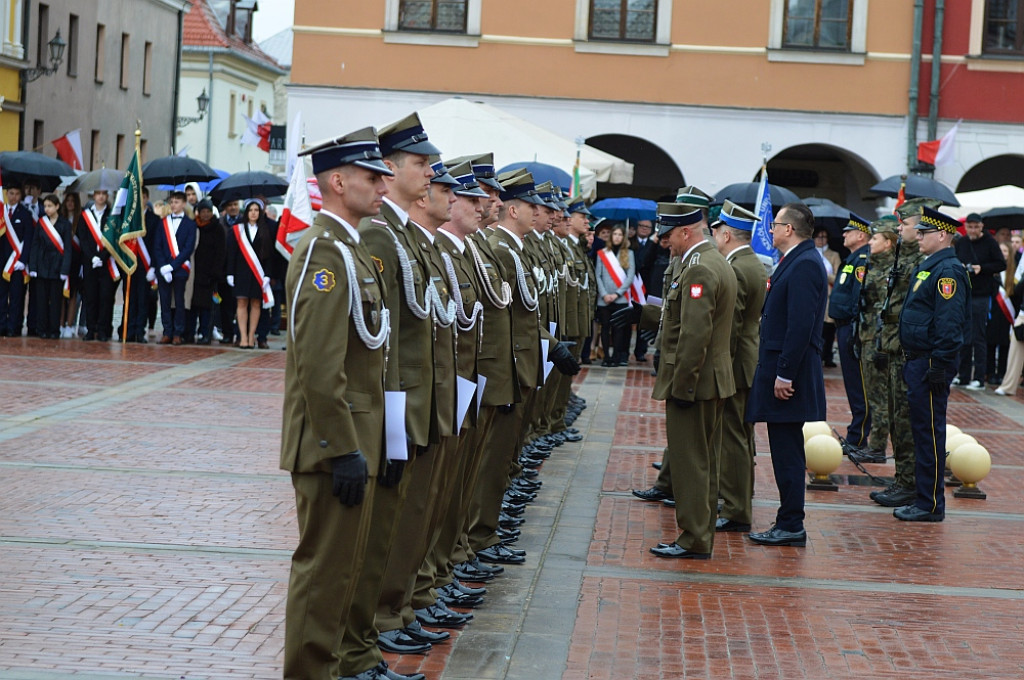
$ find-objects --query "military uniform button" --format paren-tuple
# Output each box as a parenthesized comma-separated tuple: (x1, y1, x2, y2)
(319, 440, 328, 448)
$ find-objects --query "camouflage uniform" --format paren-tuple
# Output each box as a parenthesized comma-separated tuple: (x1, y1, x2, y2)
(877, 238, 925, 490)
(858, 250, 891, 453)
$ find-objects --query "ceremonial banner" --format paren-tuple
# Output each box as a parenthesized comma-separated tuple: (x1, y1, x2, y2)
(103, 149, 145, 275)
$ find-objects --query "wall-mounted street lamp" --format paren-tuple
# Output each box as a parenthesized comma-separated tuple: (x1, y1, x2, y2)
(22, 29, 66, 83)
(176, 89, 210, 128)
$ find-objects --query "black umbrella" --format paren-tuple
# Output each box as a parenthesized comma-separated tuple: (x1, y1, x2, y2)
(978, 206, 1024, 231)
(0, 151, 75, 192)
(712, 182, 801, 209)
(804, 197, 850, 239)
(141, 155, 220, 186)
(869, 174, 959, 207)
(209, 170, 288, 204)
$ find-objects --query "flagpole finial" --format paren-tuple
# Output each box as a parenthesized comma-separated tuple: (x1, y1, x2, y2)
(134, 122, 141, 152)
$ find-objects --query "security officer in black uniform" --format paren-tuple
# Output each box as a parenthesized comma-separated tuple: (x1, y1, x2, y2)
(895, 206, 970, 522)
(828, 213, 873, 453)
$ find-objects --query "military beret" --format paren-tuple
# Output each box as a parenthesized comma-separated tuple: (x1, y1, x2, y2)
(895, 197, 944, 220)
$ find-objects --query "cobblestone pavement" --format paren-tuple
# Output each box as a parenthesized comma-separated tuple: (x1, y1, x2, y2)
(1, 339, 1022, 679)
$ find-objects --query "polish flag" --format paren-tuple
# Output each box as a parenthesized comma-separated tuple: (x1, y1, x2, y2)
(276, 159, 315, 260)
(917, 120, 960, 167)
(52, 129, 84, 170)
(241, 110, 272, 152)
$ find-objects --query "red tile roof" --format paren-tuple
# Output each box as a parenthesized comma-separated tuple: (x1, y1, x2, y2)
(183, 0, 285, 74)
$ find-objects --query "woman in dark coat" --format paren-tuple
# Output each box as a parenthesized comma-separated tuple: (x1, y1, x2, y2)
(188, 199, 226, 344)
(60, 191, 83, 337)
(225, 198, 273, 348)
(29, 194, 72, 338)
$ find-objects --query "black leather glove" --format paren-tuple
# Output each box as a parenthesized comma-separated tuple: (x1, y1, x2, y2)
(549, 341, 581, 376)
(670, 397, 694, 409)
(609, 302, 643, 328)
(872, 352, 889, 371)
(330, 451, 368, 507)
(925, 364, 948, 393)
(379, 459, 405, 488)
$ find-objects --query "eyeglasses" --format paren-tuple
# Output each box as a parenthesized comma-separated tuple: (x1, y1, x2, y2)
(769, 222, 791, 231)
(917, 228, 940, 236)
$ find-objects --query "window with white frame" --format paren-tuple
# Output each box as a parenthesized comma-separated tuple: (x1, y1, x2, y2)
(984, 0, 1024, 54)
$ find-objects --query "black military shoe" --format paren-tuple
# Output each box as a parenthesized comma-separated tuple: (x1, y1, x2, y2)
(872, 485, 915, 507)
(848, 447, 886, 464)
(631, 487, 673, 502)
(893, 505, 944, 522)
(377, 660, 426, 680)
(477, 544, 526, 565)
(376, 628, 432, 655)
(450, 579, 486, 596)
(402, 619, 451, 643)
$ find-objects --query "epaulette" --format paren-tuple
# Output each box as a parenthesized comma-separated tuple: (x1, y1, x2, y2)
(689, 251, 701, 266)
(370, 218, 387, 226)
(498, 241, 510, 249)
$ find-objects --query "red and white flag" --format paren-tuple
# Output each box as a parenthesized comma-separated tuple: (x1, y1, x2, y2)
(240, 110, 272, 152)
(917, 120, 960, 167)
(276, 159, 315, 260)
(996, 285, 1016, 324)
(628, 275, 647, 305)
(52, 129, 84, 171)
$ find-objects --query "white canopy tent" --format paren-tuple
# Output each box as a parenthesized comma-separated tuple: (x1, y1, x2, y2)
(415, 98, 633, 200)
(947, 185, 1024, 219)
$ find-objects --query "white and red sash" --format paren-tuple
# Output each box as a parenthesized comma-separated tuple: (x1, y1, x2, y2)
(234, 223, 273, 306)
(162, 216, 191, 273)
(2, 209, 25, 282)
(597, 249, 645, 303)
(39, 215, 70, 297)
(128, 237, 151, 270)
(82, 208, 120, 281)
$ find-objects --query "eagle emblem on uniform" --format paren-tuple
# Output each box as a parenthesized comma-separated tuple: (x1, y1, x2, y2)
(312, 268, 336, 293)
(690, 284, 703, 299)
(938, 277, 956, 300)
(371, 256, 384, 273)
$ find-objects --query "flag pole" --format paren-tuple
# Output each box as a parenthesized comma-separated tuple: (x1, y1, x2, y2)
(121, 122, 141, 345)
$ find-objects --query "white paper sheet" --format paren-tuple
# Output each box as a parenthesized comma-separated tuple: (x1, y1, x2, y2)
(541, 338, 554, 383)
(476, 374, 488, 418)
(549, 321, 557, 338)
(455, 375, 477, 433)
(647, 296, 663, 307)
(385, 391, 408, 461)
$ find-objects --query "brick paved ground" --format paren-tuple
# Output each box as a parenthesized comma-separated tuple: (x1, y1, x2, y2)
(2, 339, 1023, 680)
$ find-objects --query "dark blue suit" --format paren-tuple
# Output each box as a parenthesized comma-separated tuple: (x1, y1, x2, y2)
(747, 239, 828, 532)
(153, 214, 196, 339)
(0, 203, 35, 335)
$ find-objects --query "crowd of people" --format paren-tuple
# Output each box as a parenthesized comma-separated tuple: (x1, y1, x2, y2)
(0, 180, 289, 348)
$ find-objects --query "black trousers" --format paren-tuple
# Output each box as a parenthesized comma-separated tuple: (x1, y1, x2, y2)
(81, 267, 116, 338)
(158, 276, 188, 338)
(0, 274, 26, 334)
(34, 278, 62, 337)
(597, 302, 628, 361)
(958, 296, 989, 383)
(767, 421, 806, 533)
(122, 274, 150, 339)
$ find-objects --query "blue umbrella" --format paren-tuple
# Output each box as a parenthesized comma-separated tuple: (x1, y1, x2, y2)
(589, 197, 657, 223)
(157, 168, 230, 193)
(498, 161, 573, 193)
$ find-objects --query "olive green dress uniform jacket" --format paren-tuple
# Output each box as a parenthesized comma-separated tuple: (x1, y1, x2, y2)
(360, 202, 438, 447)
(558, 237, 584, 339)
(434, 231, 482, 412)
(281, 213, 387, 475)
(490, 226, 550, 390)
(653, 241, 736, 403)
(728, 246, 768, 388)
(466, 228, 520, 407)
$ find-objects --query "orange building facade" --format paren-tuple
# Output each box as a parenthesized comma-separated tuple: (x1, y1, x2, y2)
(288, 0, 1024, 210)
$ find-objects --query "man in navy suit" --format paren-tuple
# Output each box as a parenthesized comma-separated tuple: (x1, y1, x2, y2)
(746, 203, 828, 547)
(0, 185, 35, 336)
(154, 191, 197, 344)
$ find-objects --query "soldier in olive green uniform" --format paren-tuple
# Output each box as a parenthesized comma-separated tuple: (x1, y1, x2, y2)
(646, 201, 737, 559)
(869, 199, 941, 507)
(857, 221, 893, 461)
(711, 201, 767, 531)
(280, 128, 393, 680)
(340, 113, 446, 671)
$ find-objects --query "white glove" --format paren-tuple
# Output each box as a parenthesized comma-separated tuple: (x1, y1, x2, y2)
(262, 276, 271, 289)
(28, 270, 37, 278)
(91, 256, 102, 269)
(160, 264, 173, 277)
(146, 268, 156, 283)
(60, 274, 68, 283)
(13, 261, 25, 272)
(162, 270, 172, 283)
(227, 275, 234, 287)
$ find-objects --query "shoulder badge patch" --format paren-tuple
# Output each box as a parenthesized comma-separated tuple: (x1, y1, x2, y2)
(938, 277, 956, 300)
(690, 284, 704, 299)
(371, 256, 384, 273)
(689, 252, 701, 266)
(312, 268, 336, 293)
(855, 265, 866, 283)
